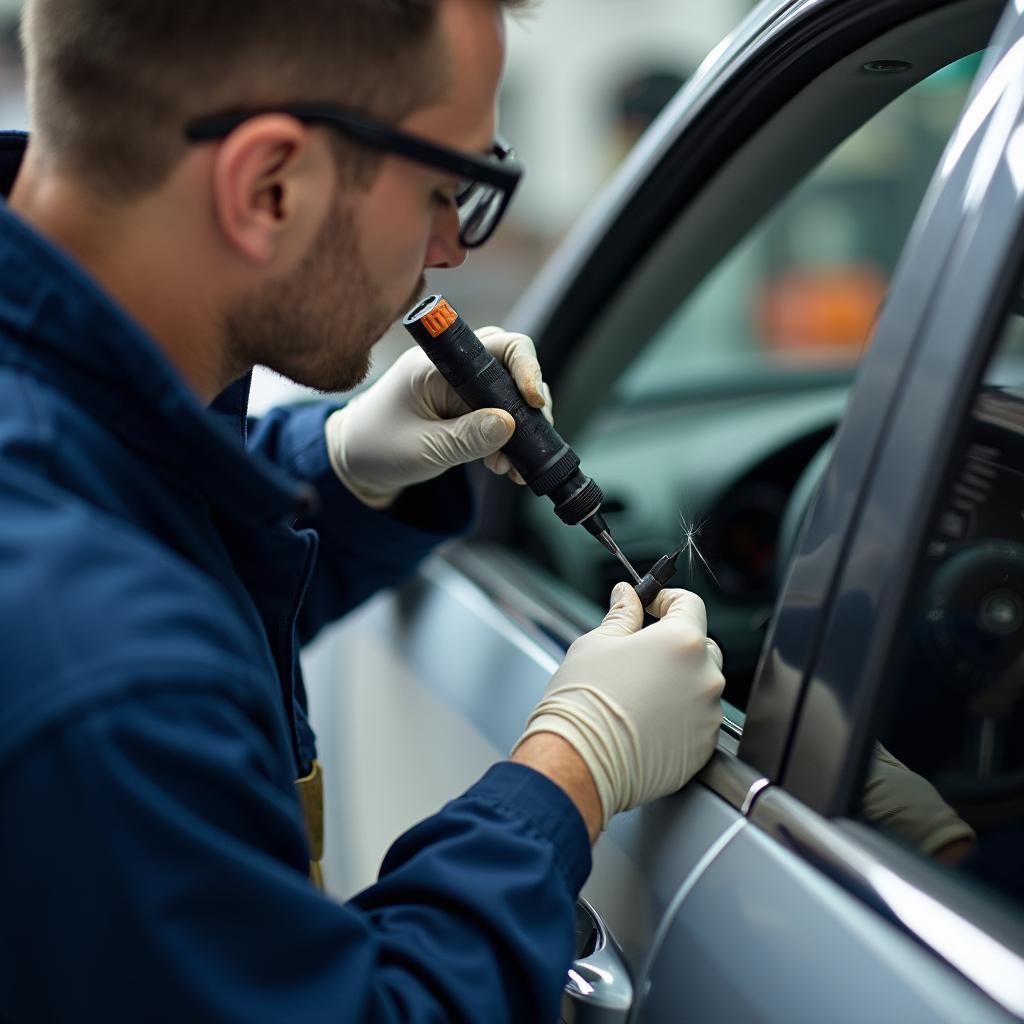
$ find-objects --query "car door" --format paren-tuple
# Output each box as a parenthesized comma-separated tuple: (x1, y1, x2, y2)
(644, 8, 1024, 1014)
(301, 0, 1018, 1020)
(714, 5, 1024, 1018)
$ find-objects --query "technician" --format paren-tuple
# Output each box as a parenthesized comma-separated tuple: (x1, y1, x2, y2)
(0, 1, 725, 1021)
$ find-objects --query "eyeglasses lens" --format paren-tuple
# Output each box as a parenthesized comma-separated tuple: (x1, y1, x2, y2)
(456, 182, 501, 247)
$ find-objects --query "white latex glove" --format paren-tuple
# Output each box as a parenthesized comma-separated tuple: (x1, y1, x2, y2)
(325, 327, 553, 509)
(863, 743, 976, 857)
(513, 584, 725, 830)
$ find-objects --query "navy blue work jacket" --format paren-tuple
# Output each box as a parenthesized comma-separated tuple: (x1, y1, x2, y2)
(0, 132, 590, 1023)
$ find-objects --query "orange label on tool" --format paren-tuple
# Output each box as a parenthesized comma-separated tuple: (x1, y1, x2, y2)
(422, 299, 458, 337)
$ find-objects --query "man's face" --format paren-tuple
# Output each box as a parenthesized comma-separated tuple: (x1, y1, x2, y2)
(224, 195, 395, 394)
(230, 0, 507, 394)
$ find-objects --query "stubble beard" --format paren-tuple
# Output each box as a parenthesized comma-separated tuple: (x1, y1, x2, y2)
(224, 200, 420, 395)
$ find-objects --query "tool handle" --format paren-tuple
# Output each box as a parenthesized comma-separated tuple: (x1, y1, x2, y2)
(634, 552, 681, 607)
(407, 302, 579, 497)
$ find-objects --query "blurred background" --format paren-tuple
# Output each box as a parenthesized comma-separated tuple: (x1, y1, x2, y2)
(0, 1, 978, 410)
(0, 0, 753, 409)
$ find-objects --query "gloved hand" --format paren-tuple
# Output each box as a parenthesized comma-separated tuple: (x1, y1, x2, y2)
(862, 743, 976, 857)
(513, 583, 725, 830)
(324, 327, 552, 509)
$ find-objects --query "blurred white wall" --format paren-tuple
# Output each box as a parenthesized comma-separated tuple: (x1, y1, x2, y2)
(502, 0, 750, 234)
(0, 0, 752, 238)
(0, 1, 756, 410)
(0, 2, 21, 128)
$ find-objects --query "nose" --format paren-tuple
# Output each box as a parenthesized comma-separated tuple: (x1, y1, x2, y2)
(424, 202, 468, 270)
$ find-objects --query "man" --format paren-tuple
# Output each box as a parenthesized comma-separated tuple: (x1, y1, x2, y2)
(0, 1, 725, 1020)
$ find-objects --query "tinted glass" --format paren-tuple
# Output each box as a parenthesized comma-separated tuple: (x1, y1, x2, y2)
(616, 53, 983, 402)
(522, 53, 983, 713)
(862, 301, 1024, 910)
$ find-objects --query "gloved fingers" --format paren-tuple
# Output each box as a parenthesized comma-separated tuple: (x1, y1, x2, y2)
(390, 343, 471, 417)
(649, 588, 708, 633)
(399, 342, 441, 388)
(540, 382, 554, 427)
(427, 408, 515, 467)
(415, 361, 473, 420)
(475, 327, 548, 411)
(483, 451, 527, 485)
(705, 636, 724, 672)
(863, 748, 977, 855)
(872, 742, 903, 771)
(595, 582, 644, 637)
(477, 330, 553, 427)
(485, 451, 512, 475)
(413, 328, 552, 427)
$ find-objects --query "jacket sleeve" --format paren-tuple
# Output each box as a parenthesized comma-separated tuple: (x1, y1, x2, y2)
(0, 686, 590, 1023)
(247, 402, 474, 645)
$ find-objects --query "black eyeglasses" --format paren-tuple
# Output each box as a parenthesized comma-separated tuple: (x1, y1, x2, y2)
(185, 103, 522, 249)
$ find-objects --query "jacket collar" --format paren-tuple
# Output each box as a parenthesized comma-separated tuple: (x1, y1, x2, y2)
(0, 132, 309, 528)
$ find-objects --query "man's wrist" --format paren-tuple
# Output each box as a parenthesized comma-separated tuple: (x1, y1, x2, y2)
(510, 732, 603, 844)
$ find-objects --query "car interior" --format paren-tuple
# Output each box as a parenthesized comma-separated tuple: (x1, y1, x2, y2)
(873, 307, 1024, 881)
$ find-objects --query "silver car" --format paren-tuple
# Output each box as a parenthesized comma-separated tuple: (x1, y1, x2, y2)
(306, 0, 1024, 1019)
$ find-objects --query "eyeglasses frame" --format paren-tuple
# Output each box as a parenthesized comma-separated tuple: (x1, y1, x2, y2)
(185, 103, 522, 249)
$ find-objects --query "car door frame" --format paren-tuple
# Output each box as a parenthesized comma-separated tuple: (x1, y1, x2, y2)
(770, 0, 1024, 817)
(740, 3, 1024, 1014)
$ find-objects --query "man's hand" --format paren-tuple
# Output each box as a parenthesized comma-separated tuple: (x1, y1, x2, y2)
(512, 584, 725, 834)
(863, 743, 976, 860)
(325, 327, 552, 509)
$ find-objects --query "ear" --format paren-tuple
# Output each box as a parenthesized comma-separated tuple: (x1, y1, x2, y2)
(208, 113, 335, 267)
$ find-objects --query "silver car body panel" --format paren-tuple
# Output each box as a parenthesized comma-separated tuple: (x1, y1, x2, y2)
(638, 815, 1017, 1022)
(305, 569, 1020, 1019)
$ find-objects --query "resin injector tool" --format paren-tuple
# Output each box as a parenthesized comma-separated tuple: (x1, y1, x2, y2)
(402, 294, 644, 584)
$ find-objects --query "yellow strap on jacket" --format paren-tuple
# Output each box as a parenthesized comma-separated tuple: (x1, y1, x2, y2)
(295, 760, 325, 890)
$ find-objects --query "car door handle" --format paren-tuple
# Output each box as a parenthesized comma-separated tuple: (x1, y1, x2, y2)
(562, 896, 634, 1023)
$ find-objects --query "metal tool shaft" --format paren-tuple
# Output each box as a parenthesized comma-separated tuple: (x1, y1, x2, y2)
(596, 529, 643, 584)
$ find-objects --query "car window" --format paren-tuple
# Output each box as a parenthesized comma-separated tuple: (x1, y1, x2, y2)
(522, 50, 986, 714)
(861, 303, 1024, 911)
(616, 52, 983, 404)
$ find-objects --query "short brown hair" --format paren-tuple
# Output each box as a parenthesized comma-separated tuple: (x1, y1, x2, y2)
(21, 0, 528, 198)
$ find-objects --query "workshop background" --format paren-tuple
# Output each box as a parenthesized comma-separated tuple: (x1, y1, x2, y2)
(0, 0, 754, 411)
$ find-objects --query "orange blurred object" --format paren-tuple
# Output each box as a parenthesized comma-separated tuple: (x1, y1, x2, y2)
(756, 264, 887, 356)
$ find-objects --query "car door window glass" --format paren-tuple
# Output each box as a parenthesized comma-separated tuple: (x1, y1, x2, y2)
(616, 53, 983, 403)
(526, 53, 984, 714)
(862, 306, 1024, 911)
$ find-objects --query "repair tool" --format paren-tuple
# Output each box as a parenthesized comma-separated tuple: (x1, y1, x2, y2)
(634, 544, 685, 608)
(403, 294, 641, 583)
